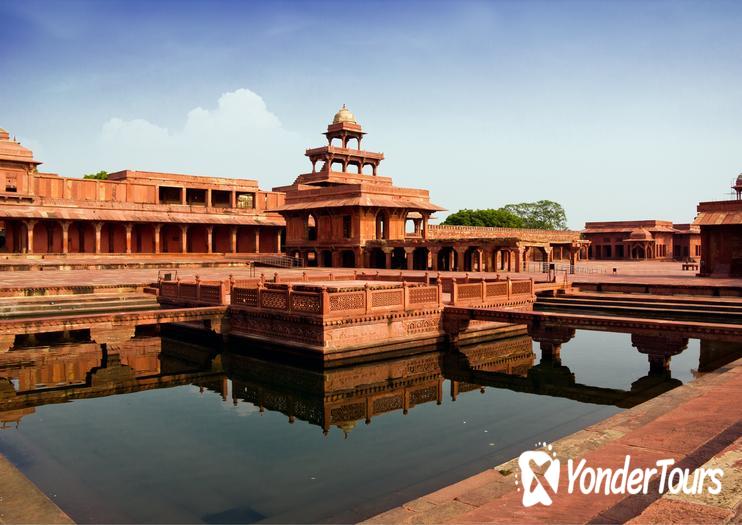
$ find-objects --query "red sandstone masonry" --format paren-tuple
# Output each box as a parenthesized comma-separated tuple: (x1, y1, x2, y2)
(427, 224, 582, 243)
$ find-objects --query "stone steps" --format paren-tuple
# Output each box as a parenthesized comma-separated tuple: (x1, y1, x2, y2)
(0, 293, 159, 320)
(535, 295, 742, 324)
(539, 295, 742, 314)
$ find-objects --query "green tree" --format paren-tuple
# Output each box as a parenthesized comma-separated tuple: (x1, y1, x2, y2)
(83, 170, 109, 180)
(443, 208, 525, 228)
(502, 200, 568, 230)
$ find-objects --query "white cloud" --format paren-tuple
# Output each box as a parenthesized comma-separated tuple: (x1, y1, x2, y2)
(96, 88, 304, 184)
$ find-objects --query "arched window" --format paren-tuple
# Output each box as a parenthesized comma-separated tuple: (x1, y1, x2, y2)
(331, 160, 344, 173)
(307, 214, 317, 241)
(362, 163, 374, 175)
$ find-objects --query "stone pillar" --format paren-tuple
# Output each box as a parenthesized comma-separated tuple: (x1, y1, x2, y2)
(422, 216, 428, 239)
(207, 225, 213, 254)
(181, 225, 188, 253)
(61, 221, 69, 254)
(26, 220, 35, 254)
(254, 228, 260, 254)
(276, 229, 282, 253)
(515, 248, 524, 273)
(405, 247, 415, 270)
(569, 246, 578, 267)
(476, 249, 484, 272)
(154, 224, 161, 254)
(456, 248, 465, 272)
(206, 188, 212, 207)
(631, 334, 688, 376)
(383, 248, 393, 269)
(125, 223, 133, 254)
(180, 188, 186, 205)
(230, 226, 237, 254)
(94, 222, 102, 254)
(529, 325, 575, 363)
(430, 248, 439, 271)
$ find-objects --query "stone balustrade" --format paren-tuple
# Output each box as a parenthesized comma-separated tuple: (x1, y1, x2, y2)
(158, 278, 229, 306)
(451, 277, 534, 306)
(231, 281, 443, 317)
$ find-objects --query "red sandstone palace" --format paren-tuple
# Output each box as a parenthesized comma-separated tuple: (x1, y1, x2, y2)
(0, 108, 586, 272)
(581, 220, 701, 261)
(272, 106, 587, 271)
(3, 107, 737, 275)
(0, 127, 284, 255)
(693, 175, 742, 277)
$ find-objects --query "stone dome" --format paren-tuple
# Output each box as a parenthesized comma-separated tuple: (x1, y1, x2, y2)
(629, 228, 653, 240)
(332, 104, 357, 124)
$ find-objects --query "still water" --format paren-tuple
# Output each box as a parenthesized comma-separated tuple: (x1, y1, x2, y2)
(0, 330, 733, 523)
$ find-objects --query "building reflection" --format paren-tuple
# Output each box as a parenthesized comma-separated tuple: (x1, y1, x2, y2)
(0, 336, 221, 428)
(225, 334, 535, 436)
(0, 329, 738, 433)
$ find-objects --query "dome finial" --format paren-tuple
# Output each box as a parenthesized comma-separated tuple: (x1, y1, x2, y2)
(333, 105, 357, 125)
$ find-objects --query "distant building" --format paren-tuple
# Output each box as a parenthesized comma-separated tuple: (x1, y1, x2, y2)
(0, 127, 284, 255)
(694, 174, 742, 277)
(581, 220, 700, 261)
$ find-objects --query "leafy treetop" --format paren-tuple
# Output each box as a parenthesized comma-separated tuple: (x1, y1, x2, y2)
(443, 200, 568, 230)
(83, 171, 109, 180)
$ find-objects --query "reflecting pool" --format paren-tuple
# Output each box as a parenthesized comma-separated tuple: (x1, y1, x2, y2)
(0, 329, 737, 523)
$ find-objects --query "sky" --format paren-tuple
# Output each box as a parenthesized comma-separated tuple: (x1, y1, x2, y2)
(1, 0, 741, 229)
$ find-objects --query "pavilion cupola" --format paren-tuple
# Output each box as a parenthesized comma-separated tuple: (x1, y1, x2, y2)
(303, 106, 385, 177)
(732, 173, 742, 200)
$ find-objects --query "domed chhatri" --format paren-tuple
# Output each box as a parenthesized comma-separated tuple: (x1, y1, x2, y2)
(332, 104, 357, 125)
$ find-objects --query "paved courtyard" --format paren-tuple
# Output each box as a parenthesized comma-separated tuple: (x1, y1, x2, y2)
(0, 259, 739, 290)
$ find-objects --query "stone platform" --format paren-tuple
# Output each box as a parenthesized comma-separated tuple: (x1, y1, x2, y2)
(362, 357, 742, 525)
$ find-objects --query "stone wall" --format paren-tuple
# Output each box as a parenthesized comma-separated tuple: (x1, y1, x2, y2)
(427, 224, 580, 243)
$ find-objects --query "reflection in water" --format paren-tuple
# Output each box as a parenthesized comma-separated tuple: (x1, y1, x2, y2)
(0, 329, 738, 523)
(1, 328, 736, 433)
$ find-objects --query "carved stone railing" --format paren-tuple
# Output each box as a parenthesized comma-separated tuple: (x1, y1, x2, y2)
(157, 278, 229, 306)
(451, 277, 534, 306)
(230, 282, 442, 318)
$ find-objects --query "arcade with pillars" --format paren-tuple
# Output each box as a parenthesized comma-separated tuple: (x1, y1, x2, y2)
(1, 219, 282, 255)
(359, 240, 584, 272)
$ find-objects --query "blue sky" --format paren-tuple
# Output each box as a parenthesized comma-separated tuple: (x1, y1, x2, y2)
(1, 0, 741, 228)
